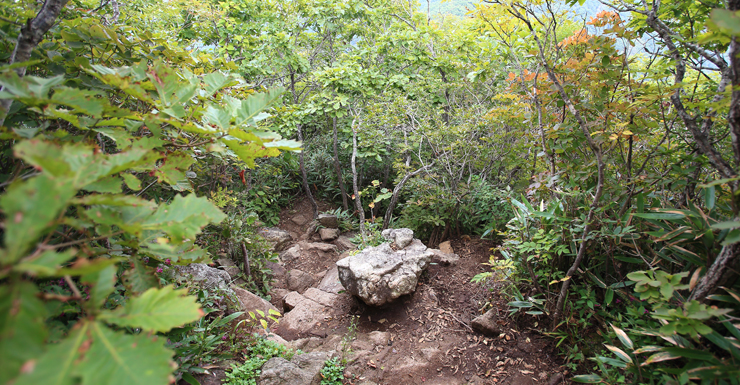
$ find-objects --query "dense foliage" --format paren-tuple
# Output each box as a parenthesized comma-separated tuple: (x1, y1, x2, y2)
(1, 0, 740, 384)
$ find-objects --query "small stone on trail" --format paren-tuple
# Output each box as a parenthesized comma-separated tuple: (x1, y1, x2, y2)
(317, 214, 339, 228)
(304, 242, 338, 253)
(283, 291, 305, 311)
(317, 266, 343, 294)
(471, 308, 501, 337)
(319, 227, 339, 241)
(430, 248, 460, 266)
(258, 227, 293, 252)
(215, 258, 245, 284)
(381, 228, 415, 249)
(291, 214, 309, 226)
(438, 240, 454, 255)
(303, 287, 341, 308)
(287, 269, 316, 293)
(258, 351, 330, 385)
(276, 297, 327, 340)
(279, 244, 301, 263)
(333, 235, 356, 251)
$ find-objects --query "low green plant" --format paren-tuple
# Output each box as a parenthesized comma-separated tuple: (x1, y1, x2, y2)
(320, 357, 345, 385)
(224, 338, 298, 385)
(339, 315, 360, 363)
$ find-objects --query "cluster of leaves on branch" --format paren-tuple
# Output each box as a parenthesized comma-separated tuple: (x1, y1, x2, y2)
(0, 1, 298, 383)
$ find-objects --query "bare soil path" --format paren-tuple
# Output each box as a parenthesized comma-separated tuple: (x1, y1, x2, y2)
(270, 197, 568, 385)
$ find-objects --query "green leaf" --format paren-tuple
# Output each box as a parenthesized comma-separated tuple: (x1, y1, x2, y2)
(722, 229, 740, 246)
(141, 194, 225, 242)
(203, 72, 234, 95)
(13, 249, 77, 277)
(0, 282, 49, 384)
(711, 9, 740, 35)
(572, 374, 602, 383)
(1, 175, 76, 263)
(122, 258, 159, 295)
(234, 87, 284, 127)
(704, 186, 716, 210)
(122, 174, 142, 191)
(140, 241, 209, 264)
(711, 220, 740, 230)
(99, 285, 203, 332)
(82, 264, 118, 308)
(83, 176, 123, 193)
(12, 321, 90, 385)
(77, 322, 175, 385)
(605, 344, 632, 363)
(51, 87, 106, 118)
(633, 212, 685, 220)
(152, 152, 194, 186)
(72, 193, 155, 209)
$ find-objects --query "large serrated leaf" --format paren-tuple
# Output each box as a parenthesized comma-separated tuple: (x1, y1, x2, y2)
(234, 87, 283, 127)
(72, 194, 156, 209)
(140, 194, 225, 242)
(13, 322, 90, 385)
(100, 286, 203, 332)
(77, 322, 174, 385)
(13, 249, 77, 277)
(0, 174, 76, 263)
(123, 258, 159, 294)
(0, 282, 49, 384)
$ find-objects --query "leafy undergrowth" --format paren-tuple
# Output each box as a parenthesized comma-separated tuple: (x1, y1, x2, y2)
(224, 338, 298, 385)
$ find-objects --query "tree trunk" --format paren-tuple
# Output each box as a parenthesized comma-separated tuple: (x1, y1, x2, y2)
(297, 124, 318, 219)
(332, 116, 349, 211)
(351, 119, 366, 244)
(689, 243, 740, 301)
(0, 0, 70, 127)
(382, 162, 434, 230)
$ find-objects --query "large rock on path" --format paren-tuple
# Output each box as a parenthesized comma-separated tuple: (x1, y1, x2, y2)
(175, 263, 232, 291)
(258, 351, 330, 385)
(317, 266, 343, 294)
(276, 296, 328, 340)
(258, 227, 293, 252)
(336, 236, 433, 306)
(287, 269, 316, 293)
(317, 214, 339, 229)
(232, 286, 280, 320)
(319, 228, 339, 241)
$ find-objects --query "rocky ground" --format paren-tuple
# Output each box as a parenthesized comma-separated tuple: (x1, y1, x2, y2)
(194, 197, 569, 385)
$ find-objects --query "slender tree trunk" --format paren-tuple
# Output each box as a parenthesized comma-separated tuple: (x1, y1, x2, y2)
(241, 242, 251, 279)
(0, 0, 70, 127)
(297, 124, 318, 219)
(503, 5, 607, 327)
(382, 162, 434, 230)
(332, 116, 349, 211)
(350, 119, 365, 244)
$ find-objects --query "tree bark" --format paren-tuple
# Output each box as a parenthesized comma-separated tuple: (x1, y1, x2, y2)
(332, 116, 349, 211)
(350, 119, 365, 244)
(297, 124, 318, 219)
(0, 0, 69, 127)
(382, 162, 434, 230)
(689, 243, 740, 301)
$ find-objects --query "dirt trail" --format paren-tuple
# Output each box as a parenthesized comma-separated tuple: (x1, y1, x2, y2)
(270, 197, 568, 385)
